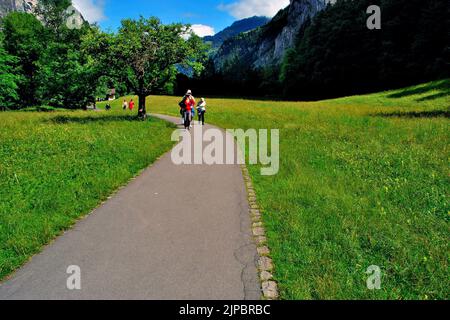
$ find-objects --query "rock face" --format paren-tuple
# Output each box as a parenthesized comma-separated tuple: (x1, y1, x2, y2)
(0, 0, 37, 18)
(212, 0, 331, 72)
(0, 0, 84, 25)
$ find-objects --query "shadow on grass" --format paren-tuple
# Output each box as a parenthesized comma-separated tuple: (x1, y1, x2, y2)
(387, 79, 449, 99)
(47, 114, 139, 124)
(416, 92, 449, 102)
(373, 110, 450, 119)
(46, 114, 178, 129)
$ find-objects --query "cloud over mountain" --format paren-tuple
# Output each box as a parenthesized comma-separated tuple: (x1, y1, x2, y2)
(72, 0, 106, 23)
(219, 0, 290, 19)
(191, 24, 215, 37)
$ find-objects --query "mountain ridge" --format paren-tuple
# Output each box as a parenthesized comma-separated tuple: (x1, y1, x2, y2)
(204, 16, 270, 49)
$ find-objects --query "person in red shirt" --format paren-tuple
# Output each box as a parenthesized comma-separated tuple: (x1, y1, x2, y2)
(129, 99, 135, 111)
(183, 90, 196, 130)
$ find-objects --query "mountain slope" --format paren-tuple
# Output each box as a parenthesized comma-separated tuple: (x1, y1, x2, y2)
(212, 0, 330, 72)
(204, 16, 270, 49)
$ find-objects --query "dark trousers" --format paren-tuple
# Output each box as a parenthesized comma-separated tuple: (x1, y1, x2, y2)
(184, 110, 191, 128)
(198, 111, 205, 125)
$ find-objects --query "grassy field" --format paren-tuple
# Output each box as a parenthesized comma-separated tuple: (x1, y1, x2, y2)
(0, 108, 176, 280)
(146, 79, 449, 300)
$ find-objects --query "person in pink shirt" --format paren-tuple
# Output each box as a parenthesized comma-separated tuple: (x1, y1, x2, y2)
(183, 90, 196, 130)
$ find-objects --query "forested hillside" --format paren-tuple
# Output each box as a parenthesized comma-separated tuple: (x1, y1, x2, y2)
(203, 16, 269, 50)
(192, 0, 449, 100)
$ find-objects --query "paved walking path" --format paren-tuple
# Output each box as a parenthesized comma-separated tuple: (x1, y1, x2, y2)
(0, 115, 260, 300)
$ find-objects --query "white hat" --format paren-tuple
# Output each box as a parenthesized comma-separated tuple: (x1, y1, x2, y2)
(186, 90, 192, 95)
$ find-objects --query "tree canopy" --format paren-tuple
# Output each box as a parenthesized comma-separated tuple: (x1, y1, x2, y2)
(0, 3, 208, 112)
(104, 16, 208, 115)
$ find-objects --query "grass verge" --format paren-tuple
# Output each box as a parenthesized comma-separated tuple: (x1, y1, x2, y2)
(0, 108, 176, 280)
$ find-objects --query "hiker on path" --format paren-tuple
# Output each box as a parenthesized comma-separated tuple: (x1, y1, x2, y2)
(122, 99, 128, 110)
(129, 99, 135, 111)
(183, 90, 196, 130)
(197, 98, 207, 126)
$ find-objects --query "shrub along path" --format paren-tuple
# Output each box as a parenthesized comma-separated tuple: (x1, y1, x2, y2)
(0, 115, 260, 300)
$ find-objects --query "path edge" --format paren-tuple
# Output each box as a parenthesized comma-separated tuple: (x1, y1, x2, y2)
(240, 164, 279, 300)
(0, 133, 177, 284)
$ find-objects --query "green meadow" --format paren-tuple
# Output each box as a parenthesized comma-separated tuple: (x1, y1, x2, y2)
(0, 80, 448, 299)
(148, 79, 449, 299)
(0, 110, 176, 280)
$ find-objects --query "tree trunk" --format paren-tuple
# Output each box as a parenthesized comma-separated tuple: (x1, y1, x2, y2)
(138, 93, 146, 117)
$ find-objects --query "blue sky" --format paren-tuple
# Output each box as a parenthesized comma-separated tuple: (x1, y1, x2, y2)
(72, 0, 290, 35)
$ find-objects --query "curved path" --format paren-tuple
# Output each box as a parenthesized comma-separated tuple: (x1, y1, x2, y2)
(0, 114, 260, 300)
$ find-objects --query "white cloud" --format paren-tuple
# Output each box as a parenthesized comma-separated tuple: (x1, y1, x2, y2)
(190, 24, 215, 37)
(219, 0, 290, 19)
(72, 0, 106, 23)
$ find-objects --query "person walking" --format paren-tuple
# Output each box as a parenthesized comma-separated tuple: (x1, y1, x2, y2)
(183, 90, 195, 130)
(129, 99, 135, 111)
(197, 98, 207, 125)
(122, 99, 128, 110)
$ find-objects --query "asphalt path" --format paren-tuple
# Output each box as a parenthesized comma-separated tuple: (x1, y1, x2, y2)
(0, 114, 260, 300)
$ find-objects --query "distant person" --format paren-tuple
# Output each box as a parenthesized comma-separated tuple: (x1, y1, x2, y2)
(183, 90, 195, 130)
(197, 98, 207, 125)
(122, 99, 128, 110)
(138, 103, 146, 119)
(129, 99, 134, 111)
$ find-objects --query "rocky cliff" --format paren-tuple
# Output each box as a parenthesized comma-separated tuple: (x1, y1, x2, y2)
(212, 0, 332, 72)
(0, 0, 84, 24)
(0, 0, 37, 18)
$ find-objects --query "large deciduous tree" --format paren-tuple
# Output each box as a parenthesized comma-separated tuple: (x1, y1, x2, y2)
(111, 17, 208, 117)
